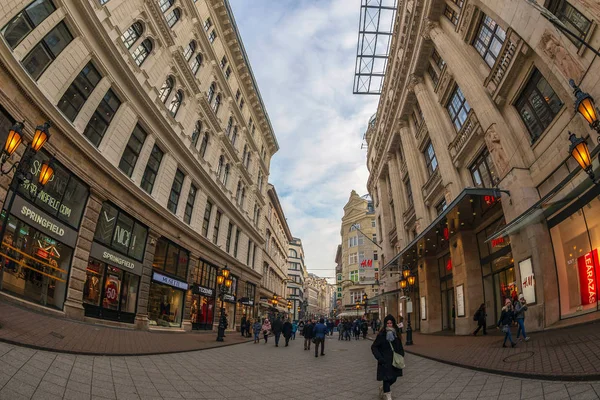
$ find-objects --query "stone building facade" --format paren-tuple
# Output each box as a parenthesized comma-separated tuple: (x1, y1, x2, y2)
(0, 0, 278, 333)
(336, 190, 379, 318)
(367, 0, 600, 334)
(287, 237, 306, 321)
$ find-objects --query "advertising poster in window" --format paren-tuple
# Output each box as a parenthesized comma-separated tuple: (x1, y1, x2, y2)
(577, 249, 599, 306)
(456, 284, 465, 317)
(518, 257, 536, 305)
(420, 296, 426, 320)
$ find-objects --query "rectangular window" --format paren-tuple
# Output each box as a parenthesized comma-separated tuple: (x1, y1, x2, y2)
(184, 184, 197, 224)
(208, 30, 217, 43)
(349, 253, 358, 264)
(435, 200, 447, 216)
(350, 270, 359, 282)
(57, 62, 102, 121)
(514, 69, 563, 142)
(450, 0, 464, 7)
(233, 229, 241, 257)
(152, 237, 189, 280)
(371, 219, 376, 227)
(226, 223, 233, 253)
(141, 144, 163, 194)
(202, 200, 213, 237)
(427, 64, 439, 86)
(444, 5, 459, 25)
(203, 18, 212, 31)
(470, 148, 497, 187)
(246, 240, 252, 265)
(432, 49, 445, 69)
(220, 56, 227, 69)
(83, 88, 121, 147)
(372, 233, 377, 243)
(119, 124, 147, 177)
(2, 0, 56, 49)
(446, 86, 471, 131)
(473, 14, 506, 68)
(547, 0, 591, 48)
(22, 21, 73, 80)
(424, 141, 438, 175)
(405, 179, 414, 207)
(212, 210, 222, 243)
(167, 169, 185, 214)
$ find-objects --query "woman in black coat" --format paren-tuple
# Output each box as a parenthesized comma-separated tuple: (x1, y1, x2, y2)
(371, 314, 404, 399)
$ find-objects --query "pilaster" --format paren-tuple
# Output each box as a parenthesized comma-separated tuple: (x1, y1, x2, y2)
(417, 256, 441, 333)
(134, 228, 160, 330)
(399, 122, 428, 232)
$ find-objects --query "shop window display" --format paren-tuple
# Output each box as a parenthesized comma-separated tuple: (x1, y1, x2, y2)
(1, 215, 72, 309)
(190, 295, 215, 330)
(148, 282, 184, 327)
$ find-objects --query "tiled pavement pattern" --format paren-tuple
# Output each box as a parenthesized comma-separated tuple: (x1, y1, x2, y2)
(0, 301, 250, 355)
(0, 336, 599, 400)
(392, 322, 600, 379)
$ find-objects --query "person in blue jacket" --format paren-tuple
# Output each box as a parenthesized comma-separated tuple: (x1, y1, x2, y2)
(313, 318, 328, 358)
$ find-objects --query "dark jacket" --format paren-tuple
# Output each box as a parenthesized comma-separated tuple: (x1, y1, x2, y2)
(272, 318, 283, 334)
(371, 330, 404, 381)
(514, 302, 527, 320)
(497, 308, 515, 327)
(282, 321, 293, 338)
(474, 308, 486, 326)
(313, 322, 328, 339)
(303, 323, 314, 338)
(361, 320, 369, 332)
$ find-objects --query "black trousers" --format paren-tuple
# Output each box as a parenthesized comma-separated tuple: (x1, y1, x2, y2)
(474, 323, 487, 335)
(383, 377, 397, 393)
(285, 336, 290, 346)
(274, 332, 281, 345)
(314, 337, 324, 356)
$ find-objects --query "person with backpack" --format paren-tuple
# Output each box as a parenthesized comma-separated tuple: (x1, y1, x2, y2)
(371, 315, 404, 400)
(514, 294, 530, 342)
(497, 298, 516, 348)
(472, 303, 487, 336)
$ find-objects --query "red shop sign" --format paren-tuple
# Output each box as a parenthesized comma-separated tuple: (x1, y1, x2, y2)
(446, 259, 452, 271)
(105, 281, 119, 304)
(577, 249, 600, 306)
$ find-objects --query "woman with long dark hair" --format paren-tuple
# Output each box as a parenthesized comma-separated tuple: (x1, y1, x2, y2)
(371, 314, 404, 400)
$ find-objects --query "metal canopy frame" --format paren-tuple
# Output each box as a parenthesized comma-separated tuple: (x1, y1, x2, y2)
(353, 0, 397, 95)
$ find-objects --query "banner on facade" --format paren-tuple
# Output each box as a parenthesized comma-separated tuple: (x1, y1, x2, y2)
(359, 258, 376, 284)
(518, 257, 536, 304)
(577, 249, 599, 306)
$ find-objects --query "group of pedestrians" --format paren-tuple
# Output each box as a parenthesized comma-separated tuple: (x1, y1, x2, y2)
(473, 294, 531, 348)
(338, 317, 370, 340)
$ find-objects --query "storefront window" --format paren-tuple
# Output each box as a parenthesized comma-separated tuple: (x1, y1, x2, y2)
(1, 215, 72, 309)
(93, 202, 148, 261)
(148, 282, 184, 328)
(152, 237, 189, 281)
(191, 294, 215, 330)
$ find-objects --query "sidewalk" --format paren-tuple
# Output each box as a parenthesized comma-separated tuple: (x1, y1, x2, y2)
(384, 321, 600, 381)
(0, 300, 252, 356)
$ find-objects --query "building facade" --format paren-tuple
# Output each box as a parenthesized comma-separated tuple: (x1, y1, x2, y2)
(0, 0, 278, 332)
(367, 0, 600, 334)
(304, 272, 329, 319)
(258, 184, 292, 318)
(337, 190, 379, 318)
(287, 237, 306, 321)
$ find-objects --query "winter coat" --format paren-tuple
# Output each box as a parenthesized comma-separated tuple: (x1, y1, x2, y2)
(271, 319, 283, 334)
(313, 322, 328, 339)
(514, 302, 527, 320)
(261, 321, 271, 335)
(497, 308, 515, 327)
(474, 309, 486, 326)
(371, 330, 404, 381)
(303, 323, 314, 338)
(361, 321, 369, 332)
(253, 322, 261, 334)
(282, 321, 293, 338)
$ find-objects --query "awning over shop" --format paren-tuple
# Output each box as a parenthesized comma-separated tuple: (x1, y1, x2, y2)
(384, 188, 504, 271)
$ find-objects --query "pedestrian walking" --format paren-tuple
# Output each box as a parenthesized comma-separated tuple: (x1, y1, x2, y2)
(344, 319, 352, 341)
(261, 318, 271, 344)
(497, 298, 516, 348)
(291, 320, 298, 340)
(240, 314, 247, 337)
(327, 319, 334, 336)
(371, 315, 404, 400)
(313, 318, 328, 357)
(472, 303, 487, 336)
(353, 319, 360, 340)
(338, 319, 345, 340)
(361, 317, 369, 339)
(283, 318, 293, 347)
(371, 319, 377, 334)
(272, 316, 283, 347)
(252, 319, 261, 343)
(298, 320, 305, 336)
(514, 294, 530, 342)
(303, 319, 314, 350)
(245, 317, 252, 338)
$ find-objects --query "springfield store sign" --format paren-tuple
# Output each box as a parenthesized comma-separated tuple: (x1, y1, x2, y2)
(90, 242, 144, 276)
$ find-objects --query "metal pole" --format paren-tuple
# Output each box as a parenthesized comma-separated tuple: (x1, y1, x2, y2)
(405, 311, 413, 345)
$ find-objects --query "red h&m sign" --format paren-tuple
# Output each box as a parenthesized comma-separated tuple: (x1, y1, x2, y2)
(577, 249, 600, 306)
(361, 259, 373, 267)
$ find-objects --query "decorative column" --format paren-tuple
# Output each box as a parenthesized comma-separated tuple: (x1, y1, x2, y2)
(388, 151, 409, 247)
(64, 187, 105, 320)
(135, 229, 160, 330)
(410, 75, 462, 201)
(399, 121, 428, 232)
(417, 256, 441, 333)
(182, 253, 200, 332)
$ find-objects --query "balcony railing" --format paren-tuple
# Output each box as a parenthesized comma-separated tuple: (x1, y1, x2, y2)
(422, 168, 442, 206)
(448, 109, 483, 167)
(484, 28, 527, 100)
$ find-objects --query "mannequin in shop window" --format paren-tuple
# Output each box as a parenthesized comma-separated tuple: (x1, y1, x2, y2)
(84, 275, 100, 304)
(191, 299, 199, 324)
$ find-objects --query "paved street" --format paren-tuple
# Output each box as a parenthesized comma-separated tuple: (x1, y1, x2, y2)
(0, 335, 599, 400)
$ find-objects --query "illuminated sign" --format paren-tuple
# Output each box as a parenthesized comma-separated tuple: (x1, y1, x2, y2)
(491, 236, 506, 248)
(578, 249, 599, 306)
(360, 259, 373, 267)
(484, 195, 497, 206)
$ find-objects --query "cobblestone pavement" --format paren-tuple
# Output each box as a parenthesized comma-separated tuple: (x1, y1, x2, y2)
(1, 335, 600, 400)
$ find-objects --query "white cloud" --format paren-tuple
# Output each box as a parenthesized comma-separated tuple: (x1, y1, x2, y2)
(229, 0, 378, 278)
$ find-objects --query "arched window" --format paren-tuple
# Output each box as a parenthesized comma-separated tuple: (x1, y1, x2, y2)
(226, 116, 233, 135)
(213, 94, 221, 114)
(191, 120, 202, 147)
(168, 90, 183, 117)
(158, 0, 173, 13)
(159, 76, 174, 103)
(217, 155, 224, 178)
(132, 38, 152, 66)
(231, 126, 237, 146)
(289, 249, 297, 257)
(121, 22, 143, 49)
(223, 163, 230, 186)
(183, 41, 196, 61)
(207, 82, 216, 103)
(199, 132, 209, 158)
(166, 8, 181, 28)
(190, 54, 202, 74)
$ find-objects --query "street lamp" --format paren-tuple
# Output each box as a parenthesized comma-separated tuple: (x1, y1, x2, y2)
(362, 293, 368, 316)
(216, 265, 233, 342)
(570, 79, 599, 133)
(399, 265, 416, 346)
(355, 300, 360, 318)
(568, 132, 597, 184)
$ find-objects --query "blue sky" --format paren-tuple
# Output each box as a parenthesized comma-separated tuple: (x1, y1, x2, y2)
(229, 0, 379, 279)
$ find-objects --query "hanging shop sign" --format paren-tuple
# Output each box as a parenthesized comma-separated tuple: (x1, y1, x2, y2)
(89, 242, 143, 276)
(223, 294, 236, 303)
(239, 297, 254, 306)
(152, 272, 189, 291)
(577, 249, 599, 306)
(9, 193, 78, 247)
(191, 284, 215, 297)
(518, 257, 536, 304)
(359, 258, 377, 285)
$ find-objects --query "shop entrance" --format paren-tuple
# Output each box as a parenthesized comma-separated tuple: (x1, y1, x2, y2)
(438, 253, 454, 331)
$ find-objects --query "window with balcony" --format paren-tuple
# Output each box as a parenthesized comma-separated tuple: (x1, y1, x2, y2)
(470, 148, 497, 188)
(514, 69, 563, 142)
(141, 144, 163, 194)
(58, 62, 102, 122)
(167, 169, 185, 214)
(2, 0, 56, 49)
(119, 124, 147, 177)
(447, 86, 471, 131)
(184, 184, 197, 224)
(547, 0, 591, 48)
(424, 141, 438, 176)
(473, 14, 506, 68)
(22, 21, 73, 80)
(83, 88, 121, 147)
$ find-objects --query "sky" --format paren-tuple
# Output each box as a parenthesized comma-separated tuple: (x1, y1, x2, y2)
(228, 0, 379, 280)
